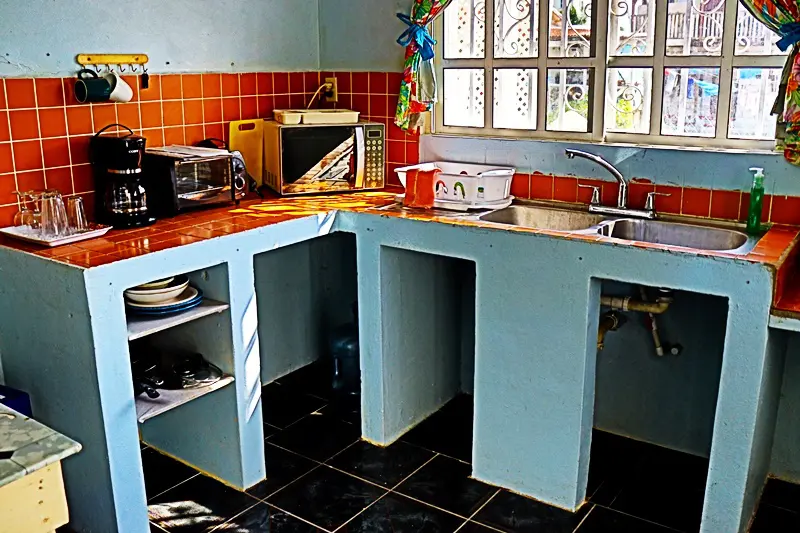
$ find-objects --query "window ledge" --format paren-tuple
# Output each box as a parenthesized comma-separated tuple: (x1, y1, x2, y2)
(426, 133, 784, 157)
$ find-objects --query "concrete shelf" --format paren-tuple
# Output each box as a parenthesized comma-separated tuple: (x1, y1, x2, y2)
(126, 300, 230, 341)
(135, 375, 235, 423)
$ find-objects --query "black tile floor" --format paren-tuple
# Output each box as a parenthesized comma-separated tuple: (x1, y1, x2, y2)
(134, 362, 798, 532)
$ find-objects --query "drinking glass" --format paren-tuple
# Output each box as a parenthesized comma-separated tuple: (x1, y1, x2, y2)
(12, 191, 36, 229)
(66, 197, 88, 234)
(40, 190, 69, 237)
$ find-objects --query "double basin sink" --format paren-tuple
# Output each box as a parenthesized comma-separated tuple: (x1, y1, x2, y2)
(480, 205, 754, 253)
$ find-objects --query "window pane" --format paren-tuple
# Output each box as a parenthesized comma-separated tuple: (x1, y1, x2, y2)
(444, 0, 486, 59)
(666, 0, 725, 56)
(444, 69, 486, 127)
(547, 69, 591, 132)
(735, 4, 784, 56)
(494, 69, 538, 129)
(729, 68, 780, 139)
(605, 68, 652, 134)
(661, 67, 719, 137)
(495, 0, 539, 58)
(608, 0, 656, 56)
(549, 0, 592, 57)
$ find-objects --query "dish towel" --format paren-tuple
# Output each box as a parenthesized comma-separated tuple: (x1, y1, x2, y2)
(403, 168, 440, 209)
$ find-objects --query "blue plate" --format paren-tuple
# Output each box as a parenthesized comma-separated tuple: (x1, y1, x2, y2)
(128, 297, 204, 316)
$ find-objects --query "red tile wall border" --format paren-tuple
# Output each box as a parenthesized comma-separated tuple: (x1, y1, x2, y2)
(0, 71, 418, 225)
(512, 173, 800, 226)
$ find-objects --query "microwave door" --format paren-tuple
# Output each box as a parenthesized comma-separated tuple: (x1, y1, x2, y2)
(281, 127, 359, 194)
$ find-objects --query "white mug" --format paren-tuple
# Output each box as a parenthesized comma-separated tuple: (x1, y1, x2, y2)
(105, 72, 133, 103)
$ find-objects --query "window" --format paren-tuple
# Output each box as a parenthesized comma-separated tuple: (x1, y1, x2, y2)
(435, 0, 785, 149)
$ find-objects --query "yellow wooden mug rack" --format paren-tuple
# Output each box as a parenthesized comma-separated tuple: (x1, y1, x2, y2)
(76, 54, 149, 72)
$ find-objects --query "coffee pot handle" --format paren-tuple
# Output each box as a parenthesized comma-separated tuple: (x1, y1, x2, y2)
(94, 123, 134, 138)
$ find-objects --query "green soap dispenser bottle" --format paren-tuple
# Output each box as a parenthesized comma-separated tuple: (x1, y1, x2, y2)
(747, 167, 765, 235)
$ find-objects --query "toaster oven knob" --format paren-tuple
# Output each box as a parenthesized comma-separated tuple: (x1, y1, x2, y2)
(234, 175, 246, 191)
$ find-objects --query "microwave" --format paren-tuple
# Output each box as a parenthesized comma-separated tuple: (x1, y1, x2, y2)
(263, 120, 385, 196)
(144, 146, 247, 217)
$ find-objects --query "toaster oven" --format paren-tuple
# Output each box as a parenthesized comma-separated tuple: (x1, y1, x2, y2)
(144, 146, 247, 217)
(263, 120, 385, 196)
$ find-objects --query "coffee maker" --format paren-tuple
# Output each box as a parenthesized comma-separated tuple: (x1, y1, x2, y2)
(90, 124, 156, 227)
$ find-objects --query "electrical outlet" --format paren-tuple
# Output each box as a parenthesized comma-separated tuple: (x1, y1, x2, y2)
(324, 77, 338, 103)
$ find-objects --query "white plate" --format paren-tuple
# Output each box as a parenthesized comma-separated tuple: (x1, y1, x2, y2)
(125, 286, 199, 309)
(125, 279, 190, 304)
(135, 277, 175, 290)
(0, 224, 112, 247)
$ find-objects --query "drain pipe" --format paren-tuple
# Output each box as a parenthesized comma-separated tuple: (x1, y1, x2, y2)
(599, 288, 677, 357)
(597, 311, 626, 351)
(599, 294, 673, 314)
(639, 286, 665, 357)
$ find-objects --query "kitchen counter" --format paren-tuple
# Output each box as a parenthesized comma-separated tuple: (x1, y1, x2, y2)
(0, 404, 81, 487)
(1, 190, 798, 533)
(1, 191, 798, 309)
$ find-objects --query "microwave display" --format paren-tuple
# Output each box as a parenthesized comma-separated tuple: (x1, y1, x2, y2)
(263, 121, 385, 196)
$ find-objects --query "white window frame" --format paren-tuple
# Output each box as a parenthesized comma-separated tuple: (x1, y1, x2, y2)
(433, 0, 786, 151)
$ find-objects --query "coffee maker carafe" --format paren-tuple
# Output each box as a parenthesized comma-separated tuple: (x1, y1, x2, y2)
(90, 124, 156, 228)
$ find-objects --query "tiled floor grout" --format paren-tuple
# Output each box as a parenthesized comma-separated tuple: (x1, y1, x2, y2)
(143, 376, 790, 533)
(451, 488, 504, 533)
(570, 503, 596, 533)
(330, 452, 443, 532)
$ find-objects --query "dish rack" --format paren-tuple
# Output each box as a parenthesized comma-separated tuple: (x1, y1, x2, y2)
(395, 162, 515, 211)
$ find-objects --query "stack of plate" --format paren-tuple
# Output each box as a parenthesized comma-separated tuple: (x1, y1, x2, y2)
(125, 275, 204, 316)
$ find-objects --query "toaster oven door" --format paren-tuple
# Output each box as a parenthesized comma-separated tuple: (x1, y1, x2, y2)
(174, 157, 233, 208)
(280, 126, 365, 194)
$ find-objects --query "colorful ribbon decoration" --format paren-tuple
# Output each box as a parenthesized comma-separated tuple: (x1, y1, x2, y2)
(740, 0, 800, 164)
(394, 0, 453, 132)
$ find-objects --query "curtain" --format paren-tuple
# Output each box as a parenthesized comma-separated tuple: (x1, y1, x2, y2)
(394, 0, 453, 132)
(739, 0, 800, 163)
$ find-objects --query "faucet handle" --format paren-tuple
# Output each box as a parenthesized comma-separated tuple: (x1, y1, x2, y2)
(645, 191, 670, 211)
(578, 184, 601, 205)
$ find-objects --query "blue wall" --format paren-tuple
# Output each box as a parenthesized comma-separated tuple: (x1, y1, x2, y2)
(0, 0, 320, 76)
(422, 135, 800, 197)
(319, 0, 408, 72)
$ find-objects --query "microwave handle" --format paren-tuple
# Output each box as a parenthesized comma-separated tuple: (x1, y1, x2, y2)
(355, 128, 365, 189)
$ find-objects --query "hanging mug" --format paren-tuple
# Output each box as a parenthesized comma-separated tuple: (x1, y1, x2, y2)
(106, 71, 133, 103)
(74, 69, 112, 103)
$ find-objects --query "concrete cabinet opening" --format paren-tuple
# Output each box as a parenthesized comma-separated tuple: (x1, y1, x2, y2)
(253, 232, 359, 390)
(587, 282, 729, 523)
(372, 246, 476, 445)
(125, 264, 243, 491)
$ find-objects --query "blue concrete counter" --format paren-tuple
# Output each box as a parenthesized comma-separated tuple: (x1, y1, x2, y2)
(0, 196, 795, 533)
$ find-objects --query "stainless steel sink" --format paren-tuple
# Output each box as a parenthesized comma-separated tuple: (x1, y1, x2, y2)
(598, 219, 749, 251)
(480, 205, 607, 231)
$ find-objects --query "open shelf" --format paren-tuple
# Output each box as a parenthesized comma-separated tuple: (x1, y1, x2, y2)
(127, 299, 230, 341)
(135, 375, 234, 423)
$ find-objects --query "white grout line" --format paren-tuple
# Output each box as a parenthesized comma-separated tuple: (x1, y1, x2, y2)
(570, 504, 595, 533)
(146, 472, 201, 502)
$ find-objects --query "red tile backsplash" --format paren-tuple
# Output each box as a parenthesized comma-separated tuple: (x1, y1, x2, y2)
(0, 71, 418, 211)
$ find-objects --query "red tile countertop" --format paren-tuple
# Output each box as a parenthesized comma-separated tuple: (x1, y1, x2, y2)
(2, 191, 800, 314)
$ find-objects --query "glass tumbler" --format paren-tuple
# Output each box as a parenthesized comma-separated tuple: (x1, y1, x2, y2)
(66, 197, 88, 233)
(12, 191, 36, 229)
(40, 190, 69, 237)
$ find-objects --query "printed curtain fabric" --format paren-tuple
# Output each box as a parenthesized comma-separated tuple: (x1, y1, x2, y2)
(739, 0, 800, 163)
(395, 0, 453, 132)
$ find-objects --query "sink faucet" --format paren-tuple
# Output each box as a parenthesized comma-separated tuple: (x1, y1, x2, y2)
(564, 149, 664, 219)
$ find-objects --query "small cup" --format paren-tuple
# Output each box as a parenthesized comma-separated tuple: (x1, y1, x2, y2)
(106, 71, 133, 103)
(75, 69, 112, 103)
(67, 197, 88, 234)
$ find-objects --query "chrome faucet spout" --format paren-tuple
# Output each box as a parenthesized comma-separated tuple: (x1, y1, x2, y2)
(564, 149, 628, 209)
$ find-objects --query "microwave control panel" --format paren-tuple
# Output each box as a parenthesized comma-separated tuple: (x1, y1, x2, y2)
(363, 124, 385, 187)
